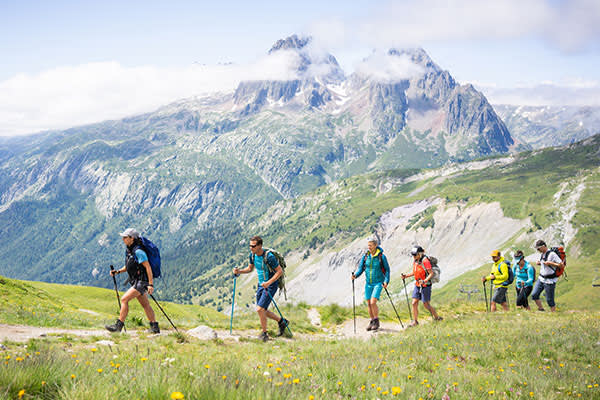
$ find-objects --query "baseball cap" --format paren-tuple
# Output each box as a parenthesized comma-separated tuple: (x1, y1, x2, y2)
(119, 228, 140, 238)
(490, 250, 500, 257)
(410, 246, 424, 255)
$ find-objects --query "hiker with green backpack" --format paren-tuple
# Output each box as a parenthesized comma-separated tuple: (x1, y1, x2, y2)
(351, 238, 390, 331)
(105, 228, 160, 334)
(233, 236, 289, 342)
(401, 246, 442, 327)
(481, 250, 513, 312)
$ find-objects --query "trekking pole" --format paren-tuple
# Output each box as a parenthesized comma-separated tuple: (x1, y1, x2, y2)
(352, 273, 356, 334)
(149, 294, 179, 333)
(489, 281, 493, 311)
(109, 265, 126, 332)
(265, 289, 293, 337)
(402, 277, 413, 321)
(230, 273, 238, 334)
(384, 287, 404, 328)
(483, 280, 489, 312)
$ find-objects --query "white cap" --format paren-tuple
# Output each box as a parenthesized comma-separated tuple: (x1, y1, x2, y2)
(119, 228, 140, 238)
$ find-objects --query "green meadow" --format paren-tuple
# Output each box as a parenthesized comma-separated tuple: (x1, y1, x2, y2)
(2, 275, 600, 399)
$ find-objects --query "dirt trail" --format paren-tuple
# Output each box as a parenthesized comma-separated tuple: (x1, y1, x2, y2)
(0, 324, 113, 343)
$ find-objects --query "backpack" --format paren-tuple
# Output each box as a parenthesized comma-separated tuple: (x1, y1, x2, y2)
(251, 248, 287, 300)
(498, 260, 514, 286)
(540, 247, 567, 279)
(140, 236, 162, 279)
(362, 249, 388, 277)
(416, 255, 441, 285)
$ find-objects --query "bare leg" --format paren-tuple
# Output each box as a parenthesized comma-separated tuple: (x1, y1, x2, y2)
(369, 299, 379, 320)
(534, 299, 544, 310)
(423, 302, 439, 319)
(256, 307, 268, 332)
(412, 298, 419, 322)
(491, 302, 497, 312)
(136, 294, 156, 322)
(119, 287, 141, 322)
(367, 301, 374, 320)
(501, 302, 509, 311)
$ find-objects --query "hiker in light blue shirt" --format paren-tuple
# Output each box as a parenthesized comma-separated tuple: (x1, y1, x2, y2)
(512, 250, 535, 310)
(352, 238, 390, 331)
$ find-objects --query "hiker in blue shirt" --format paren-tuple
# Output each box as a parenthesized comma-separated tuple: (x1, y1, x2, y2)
(105, 228, 159, 334)
(512, 250, 535, 310)
(233, 236, 288, 342)
(352, 238, 390, 331)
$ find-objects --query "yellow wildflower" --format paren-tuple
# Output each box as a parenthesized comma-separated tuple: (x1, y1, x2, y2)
(170, 392, 185, 400)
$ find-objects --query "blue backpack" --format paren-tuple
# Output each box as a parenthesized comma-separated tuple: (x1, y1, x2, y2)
(498, 260, 514, 286)
(140, 237, 162, 279)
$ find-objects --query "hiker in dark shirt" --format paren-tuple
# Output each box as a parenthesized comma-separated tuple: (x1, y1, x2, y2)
(105, 228, 159, 333)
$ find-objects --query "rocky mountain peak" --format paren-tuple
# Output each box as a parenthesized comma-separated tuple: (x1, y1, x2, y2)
(387, 47, 441, 72)
(268, 34, 311, 54)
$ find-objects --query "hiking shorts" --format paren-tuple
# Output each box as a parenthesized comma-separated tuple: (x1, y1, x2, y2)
(412, 285, 432, 303)
(492, 286, 507, 304)
(256, 284, 278, 310)
(531, 280, 556, 307)
(364, 282, 384, 300)
(131, 280, 149, 295)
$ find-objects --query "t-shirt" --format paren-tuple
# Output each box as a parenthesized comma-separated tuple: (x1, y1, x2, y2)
(251, 252, 279, 285)
(135, 249, 148, 264)
(413, 257, 432, 287)
(539, 250, 562, 284)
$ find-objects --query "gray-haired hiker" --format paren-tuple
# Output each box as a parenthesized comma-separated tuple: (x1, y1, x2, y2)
(352, 238, 390, 331)
(233, 236, 288, 342)
(105, 228, 159, 333)
(532, 240, 562, 312)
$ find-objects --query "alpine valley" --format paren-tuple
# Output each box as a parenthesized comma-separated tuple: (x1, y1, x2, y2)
(1, 35, 598, 309)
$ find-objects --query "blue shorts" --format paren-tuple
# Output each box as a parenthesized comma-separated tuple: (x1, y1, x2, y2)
(256, 284, 278, 310)
(412, 285, 432, 303)
(364, 282, 384, 300)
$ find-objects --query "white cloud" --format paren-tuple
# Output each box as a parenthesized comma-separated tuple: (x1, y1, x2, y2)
(354, 51, 424, 83)
(474, 80, 600, 106)
(309, 0, 600, 53)
(0, 52, 301, 136)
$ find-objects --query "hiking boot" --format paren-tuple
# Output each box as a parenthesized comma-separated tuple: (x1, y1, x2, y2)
(366, 319, 375, 331)
(434, 316, 443, 321)
(408, 320, 419, 328)
(148, 321, 160, 334)
(277, 318, 289, 337)
(105, 319, 124, 332)
(259, 332, 269, 342)
(372, 318, 380, 331)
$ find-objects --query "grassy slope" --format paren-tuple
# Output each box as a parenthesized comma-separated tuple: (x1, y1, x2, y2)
(1, 310, 599, 399)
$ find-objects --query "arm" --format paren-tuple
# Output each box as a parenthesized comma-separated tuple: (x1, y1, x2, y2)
(421, 258, 433, 284)
(263, 265, 283, 288)
(525, 264, 535, 286)
(383, 255, 391, 286)
(233, 263, 255, 275)
(495, 262, 509, 282)
(142, 260, 154, 295)
(353, 255, 366, 279)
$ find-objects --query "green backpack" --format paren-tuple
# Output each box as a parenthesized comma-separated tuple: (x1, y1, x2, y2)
(255, 248, 288, 300)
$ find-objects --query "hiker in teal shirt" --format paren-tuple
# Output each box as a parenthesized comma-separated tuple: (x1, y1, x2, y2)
(352, 238, 390, 331)
(512, 250, 535, 310)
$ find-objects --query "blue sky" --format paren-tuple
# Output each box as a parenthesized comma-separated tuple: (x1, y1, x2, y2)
(1, 0, 599, 135)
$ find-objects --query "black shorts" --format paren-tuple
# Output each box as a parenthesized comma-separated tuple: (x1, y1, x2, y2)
(131, 280, 149, 295)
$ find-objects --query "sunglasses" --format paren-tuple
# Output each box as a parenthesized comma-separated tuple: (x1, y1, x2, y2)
(249, 244, 258, 248)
